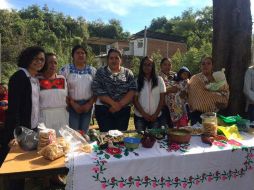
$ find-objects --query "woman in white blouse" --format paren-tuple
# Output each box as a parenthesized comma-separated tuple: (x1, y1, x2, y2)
(38, 53, 68, 136)
(60, 45, 96, 133)
(134, 56, 166, 131)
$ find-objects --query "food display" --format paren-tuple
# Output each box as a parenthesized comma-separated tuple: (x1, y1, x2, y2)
(37, 128, 56, 150)
(79, 144, 93, 153)
(38, 143, 65, 161)
(147, 128, 166, 140)
(181, 126, 204, 135)
(201, 112, 217, 137)
(168, 129, 191, 144)
(203, 122, 217, 137)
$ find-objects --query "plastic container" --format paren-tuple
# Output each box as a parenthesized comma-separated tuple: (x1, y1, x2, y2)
(123, 137, 141, 149)
(201, 112, 217, 136)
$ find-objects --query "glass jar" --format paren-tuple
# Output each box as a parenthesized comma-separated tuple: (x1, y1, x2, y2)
(201, 112, 217, 136)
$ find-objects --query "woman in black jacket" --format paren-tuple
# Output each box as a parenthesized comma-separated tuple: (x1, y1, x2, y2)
(1, 46, 45, 190)
(4, 46, 45, 144)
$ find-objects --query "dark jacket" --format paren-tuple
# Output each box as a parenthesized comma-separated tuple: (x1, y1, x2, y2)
(4, 70, 32, 144)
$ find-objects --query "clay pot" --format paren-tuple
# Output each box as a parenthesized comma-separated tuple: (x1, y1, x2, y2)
(141, 133, 156, 148)
(168, 129, 191, 144)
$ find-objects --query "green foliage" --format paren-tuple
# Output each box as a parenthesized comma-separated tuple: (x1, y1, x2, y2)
(148, 6, 213, 74)
(130, 56, 141, 77)
(0, 5, 92, 83)
(151, 51, 163, 74)
(148, 6, 212, 49)
(171, 42, 212, 74)
(0, 4, 213, 83)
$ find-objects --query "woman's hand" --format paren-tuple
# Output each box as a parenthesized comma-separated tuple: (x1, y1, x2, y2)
(109, 101, 122, 113)
(8, 139, 17, 148)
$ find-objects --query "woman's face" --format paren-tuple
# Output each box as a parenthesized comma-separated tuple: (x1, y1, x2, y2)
(143, 58, 153, 76)
(201, 58, 213, 76)
(46, 55, 57, 74)
(73, 48, 86, 64)
(108, 52, 121, 71)
(29, 52, 45, 73)
(160, 60, 172, 74)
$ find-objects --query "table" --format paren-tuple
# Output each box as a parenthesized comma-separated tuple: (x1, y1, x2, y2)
(0, 145, 68, 188)
(65, 133, 254, 190)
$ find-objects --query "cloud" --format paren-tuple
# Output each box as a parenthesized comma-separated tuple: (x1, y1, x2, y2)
(0, 0, 13, 9)
(54, 0, 212, 16)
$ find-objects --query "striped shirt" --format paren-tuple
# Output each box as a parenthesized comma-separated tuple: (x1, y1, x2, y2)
(92, 66, 137, 105)
(188, 73, 229, 113)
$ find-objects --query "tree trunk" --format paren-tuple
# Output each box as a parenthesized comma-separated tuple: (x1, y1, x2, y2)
(213, 0, 252, 115)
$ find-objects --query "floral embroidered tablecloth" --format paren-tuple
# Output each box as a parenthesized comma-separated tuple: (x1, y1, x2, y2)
(65, 133, 254, 190)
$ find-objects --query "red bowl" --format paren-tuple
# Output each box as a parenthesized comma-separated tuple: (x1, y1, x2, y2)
(141, 135, 156, 148)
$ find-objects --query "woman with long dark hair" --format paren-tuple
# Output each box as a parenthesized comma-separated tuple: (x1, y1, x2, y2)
(134, 56, 166, 131)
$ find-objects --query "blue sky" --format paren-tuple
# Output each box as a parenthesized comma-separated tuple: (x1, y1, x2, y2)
(0, 0, 253, 34)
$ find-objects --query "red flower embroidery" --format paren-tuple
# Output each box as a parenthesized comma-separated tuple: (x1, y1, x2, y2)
(106, 147, 122, 155)
(39, 78, 65, 90)
(227, 139, 242, 147)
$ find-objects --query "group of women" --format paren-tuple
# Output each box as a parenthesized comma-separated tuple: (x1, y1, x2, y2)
(2, 46, 232, 147)
(0, 45, 233, 190)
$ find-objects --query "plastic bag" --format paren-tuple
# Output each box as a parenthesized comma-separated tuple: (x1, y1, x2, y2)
(59, 125, 89, 152)
(217, 114, 242, 125)
(217, 125, 243, 140)
(38, 143, 65, 161)
(14, 126, 38, 151)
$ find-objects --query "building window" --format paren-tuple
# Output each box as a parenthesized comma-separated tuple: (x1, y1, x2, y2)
(137, 40, 143, 48)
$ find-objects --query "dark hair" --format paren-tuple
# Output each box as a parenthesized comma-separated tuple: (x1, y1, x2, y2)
(17, 46, 45, 68)
(174, 66, 191, 81)
(137, 56, 158, 92)
(107, 48, 122, 60)
(160, 57, 172, 66)
(39, 53, 57, 73)
(201, 56, 213, 64)
(71, 45, 87, 58)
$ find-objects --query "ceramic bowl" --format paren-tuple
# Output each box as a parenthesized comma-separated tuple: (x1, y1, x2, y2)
(123, 137, 141, 149)
(168, 128, 191, 144)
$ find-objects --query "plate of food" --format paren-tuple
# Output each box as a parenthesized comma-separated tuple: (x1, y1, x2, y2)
(181, 124, 204, 136)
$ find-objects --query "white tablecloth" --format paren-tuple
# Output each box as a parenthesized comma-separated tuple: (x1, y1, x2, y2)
(65, 133, 254, 190)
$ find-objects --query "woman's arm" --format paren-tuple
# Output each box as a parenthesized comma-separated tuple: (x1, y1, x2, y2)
(70, 96, 96, 114)
(119, 90, 135, 107)
(151, 93, 165, 122)
(133, 94, 151, 121)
